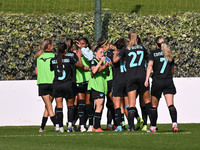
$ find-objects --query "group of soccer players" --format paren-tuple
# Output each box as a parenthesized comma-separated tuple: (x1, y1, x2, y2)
(35, 32, 178, 133)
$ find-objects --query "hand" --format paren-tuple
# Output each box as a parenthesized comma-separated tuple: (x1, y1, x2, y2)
(104, 61, 109, 67)
(144, 80, 149, 87)
(100, 56, 106, 62)
(75, 40, 81, 48)
(76, 48, 82, 57)
(110, 44, 115, 49)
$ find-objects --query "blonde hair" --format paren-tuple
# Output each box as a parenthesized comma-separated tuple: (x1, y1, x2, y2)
(156, 36, 173, 62)
(35, 39, 52, 59)
(127, 32, 138, 49)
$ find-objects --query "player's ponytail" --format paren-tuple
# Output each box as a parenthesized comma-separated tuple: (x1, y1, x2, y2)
(57, 43, 67, 71)
(65, 38, 73, 52)
(127, 32, 138, 49)
(35, 39, 52, 59)
(155, 36, 173, 62)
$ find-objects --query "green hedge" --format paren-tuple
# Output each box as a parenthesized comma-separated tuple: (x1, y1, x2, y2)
(0, 12, 199, 80)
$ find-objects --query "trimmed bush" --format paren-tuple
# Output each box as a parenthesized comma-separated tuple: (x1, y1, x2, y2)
(0, 12, 199, 80)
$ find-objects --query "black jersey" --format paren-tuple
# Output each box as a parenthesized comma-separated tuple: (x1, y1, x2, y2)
(110, 51, 127, 83)
(50, 54, 78, 83)
(104, 49, 114, 60)
(148, 49, 175, 79)
(118, 45, 148, 79)
(65, 52, 78, 83)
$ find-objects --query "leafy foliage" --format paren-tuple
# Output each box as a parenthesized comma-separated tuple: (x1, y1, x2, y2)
(0, 12, 199, 80)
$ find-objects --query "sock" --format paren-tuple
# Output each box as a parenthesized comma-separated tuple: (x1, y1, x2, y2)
(86, 104, 94, 126)
(40, 117, 48, 130)
(145, 102, 152, 122)
(121, 113, 125, 122)
(107, 108, 113, 125)
(135, 107, 139, 119)
(151, 107, 158, 126)
(68, 106, 74, 125)
(78, 100, 86, 126)
(114, 108, 121, 126)
(94, 112, 101, 129)
(50, 115, 58, 126)
(141, 106, 147, 125)
(168, 105, 177, 123)
(128, 107, 136, 129)
(56, 108, 63, 127)
(111, 106, 117, 126)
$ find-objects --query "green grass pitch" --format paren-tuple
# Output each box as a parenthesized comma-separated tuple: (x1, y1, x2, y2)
(0, 124, 199, 150)
(0, 0, 200, 14)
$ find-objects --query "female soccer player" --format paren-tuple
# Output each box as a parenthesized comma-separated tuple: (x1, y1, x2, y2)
(145, 36, 178, 133)
(97, 38, 116, 130)
(35, 39, 59, 132)
(112, 38, 144, 131)
(75, 38, 94, 132)
(113, 32, 151, 131)
(88, 46, 110, 132)
(50, 43, 83, 132)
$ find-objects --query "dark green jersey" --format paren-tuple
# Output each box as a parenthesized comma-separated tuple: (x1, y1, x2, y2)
(88, 58, 107, 94)
(36, 52, 55, 84)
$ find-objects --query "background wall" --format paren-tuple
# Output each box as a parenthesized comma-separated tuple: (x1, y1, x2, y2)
(0, 78, 199, 126)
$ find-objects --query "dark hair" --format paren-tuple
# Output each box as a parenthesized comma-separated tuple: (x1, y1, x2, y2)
(155, 36, 163, 48)
(57, 43, 67, 71)
(114, 38, 126, 50)
(97, 38, 107, 47)
(79, 38, 91, 49)
(137, 35, 142, 45)
(93, 46, 102, 53)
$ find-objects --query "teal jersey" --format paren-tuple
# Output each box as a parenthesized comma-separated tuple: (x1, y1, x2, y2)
(36, 52, 55, 84)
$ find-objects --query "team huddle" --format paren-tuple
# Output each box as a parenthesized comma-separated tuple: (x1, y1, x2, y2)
(35, 32, 178, 133)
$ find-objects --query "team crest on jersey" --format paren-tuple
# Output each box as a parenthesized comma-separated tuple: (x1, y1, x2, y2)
(40, 57, 52, 62)
(91, 60, 95, 65)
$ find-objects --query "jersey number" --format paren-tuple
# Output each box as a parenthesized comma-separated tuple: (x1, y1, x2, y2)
(128, 51, 144, 67)
(160, 57, 167, 73)
(120, 59, 126, 73)
(57, 65, 66, 80)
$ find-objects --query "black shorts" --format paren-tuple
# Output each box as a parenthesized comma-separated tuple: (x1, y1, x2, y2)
(112, 80, 127, 97)
(107, 80, 113, 95)
(38, 84, 53, 96)
(53, 81, 74, 99)
(91, 89, 105, 99)
(72, 82, 77, 97)
(151, 78, 176, 99)
(126, 78, 149, 93)
(76, 82, 88, 94)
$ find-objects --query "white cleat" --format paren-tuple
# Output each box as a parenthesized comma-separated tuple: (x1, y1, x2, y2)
(87, 125, 93, 132)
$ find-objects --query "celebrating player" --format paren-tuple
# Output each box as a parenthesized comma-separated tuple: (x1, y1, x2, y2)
(145, 36, 178, 133)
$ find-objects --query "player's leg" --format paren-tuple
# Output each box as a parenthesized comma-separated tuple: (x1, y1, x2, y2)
(66, 98, 75, 132)
(165, 94, 178, 132)
(139, 95, 148, 131)
(147, 96, 159, 133)
(86, 93, 94, 132)
(42, 95, 59, 131)
(77, 93, 86, 132)
(93, 98, 104, 132)
(113, 96, 122, 131)
(55, 97, 64, 132)
(127, 90, 137, 131)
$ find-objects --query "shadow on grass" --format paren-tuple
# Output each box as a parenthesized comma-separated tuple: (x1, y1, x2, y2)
(131, 5, 142, 14)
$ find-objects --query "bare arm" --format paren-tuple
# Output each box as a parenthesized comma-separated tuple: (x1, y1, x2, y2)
(144, 61, 153, 87)
(91, 57, 106, 74)
(75, 49, 83, 69)
(35, 67, 37, 75)
(113, 51, 120, 63)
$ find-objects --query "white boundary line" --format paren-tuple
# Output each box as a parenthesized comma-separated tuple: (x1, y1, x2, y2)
(0, 132, 192, 138)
